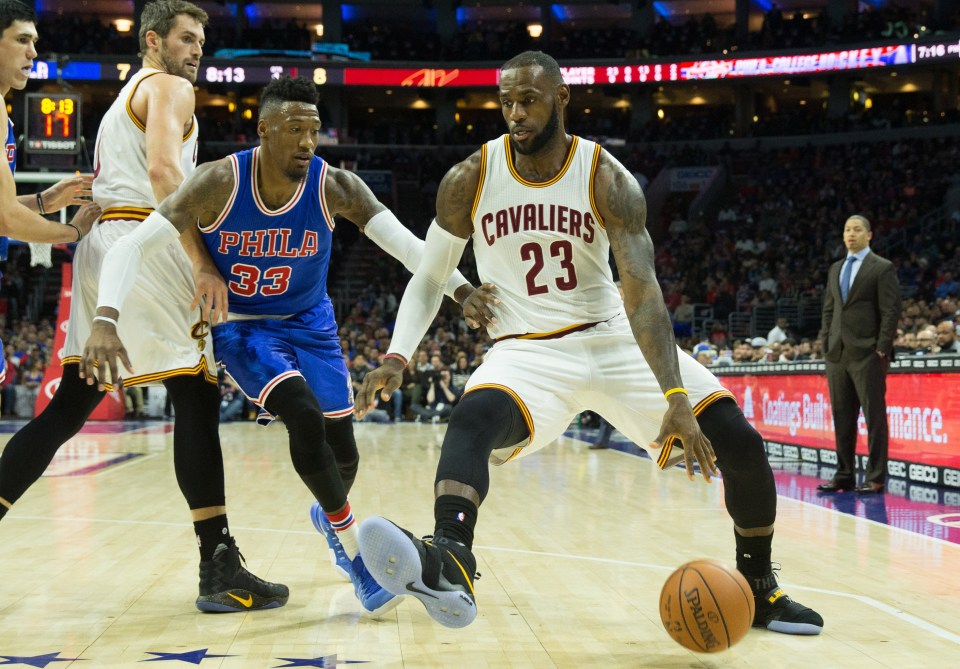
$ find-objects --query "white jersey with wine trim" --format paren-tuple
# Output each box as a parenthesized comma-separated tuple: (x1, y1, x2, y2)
(470, 134, 623, 341)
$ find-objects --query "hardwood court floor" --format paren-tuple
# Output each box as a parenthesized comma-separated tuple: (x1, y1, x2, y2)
(1, 420, 958, 668)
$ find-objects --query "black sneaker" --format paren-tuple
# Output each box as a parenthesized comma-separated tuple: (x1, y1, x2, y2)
(196, 540, 290, 612)
(751, 570, 823, 635)
(358, 516, 478, 628)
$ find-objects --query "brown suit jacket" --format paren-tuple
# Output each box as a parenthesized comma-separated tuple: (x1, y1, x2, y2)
(820, 251, 901, 362)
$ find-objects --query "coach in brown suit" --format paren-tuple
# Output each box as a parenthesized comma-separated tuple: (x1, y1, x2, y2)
(818, 215, 901, 494)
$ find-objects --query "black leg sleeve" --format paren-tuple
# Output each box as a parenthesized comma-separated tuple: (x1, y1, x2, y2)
(323, 415, 359, 495)
(435, 388, 530, 504)
(262, 376, 347, 512)
(0, 364, 103, 505)
(697, 398, 777, 529)
(164, 373, 226, 510)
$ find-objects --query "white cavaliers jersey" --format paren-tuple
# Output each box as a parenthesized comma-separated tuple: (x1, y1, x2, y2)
(92, 67, 198, 221)
(471, 135, 623, 340)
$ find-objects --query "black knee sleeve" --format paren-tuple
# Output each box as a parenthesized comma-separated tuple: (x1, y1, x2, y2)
(164, 374, 225, 510)
(263, 377, 346, 511)
(435, 388, 530, 503)
(0, 365, 103, 505)
(324, 416, 359, 494)
(697, 398, 777, 529)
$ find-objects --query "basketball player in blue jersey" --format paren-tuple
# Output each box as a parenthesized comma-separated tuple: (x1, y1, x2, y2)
(80, 76, 480, 616)
(0, 0, 288, 614)
(355, 51, 824, 635)
(0, 0, 100, 390)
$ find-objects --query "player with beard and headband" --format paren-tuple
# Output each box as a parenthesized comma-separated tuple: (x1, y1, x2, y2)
(354, 51, 824, 636)
(0, 0, 288, 613)
(80, 76, 485, 617)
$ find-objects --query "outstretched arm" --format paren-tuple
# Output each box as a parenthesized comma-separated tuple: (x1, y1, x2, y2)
(354, 151, 481, 416)
(594, 149, 717, 481)
(324, 165, 474, 303)
(17, 173, 93, 213)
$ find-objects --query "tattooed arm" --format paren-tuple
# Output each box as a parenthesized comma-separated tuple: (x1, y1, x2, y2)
(80, 160, 235, 387)
(594, 149, 717, 481)
(594, 151, 683, 393)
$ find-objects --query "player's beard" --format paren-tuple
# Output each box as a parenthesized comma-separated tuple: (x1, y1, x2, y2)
(511, 106, 560, 156)
(159, 49, 197, 83)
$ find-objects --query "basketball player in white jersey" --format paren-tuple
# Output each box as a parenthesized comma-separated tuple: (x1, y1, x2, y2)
(0, 0, 287, 612)
(355, 51, 823, 635)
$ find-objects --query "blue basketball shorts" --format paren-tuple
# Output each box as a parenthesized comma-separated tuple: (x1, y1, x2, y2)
(212, 301, 352, 422)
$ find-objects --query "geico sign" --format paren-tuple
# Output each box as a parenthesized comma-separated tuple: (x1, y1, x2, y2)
(909, 485, 940, 503)
(943, 468, 960, 488)
(908, 463, 939, 484)
(887, 460, 907, 477)
(887, 479, 907, 495)
(819, 449, 837, 465)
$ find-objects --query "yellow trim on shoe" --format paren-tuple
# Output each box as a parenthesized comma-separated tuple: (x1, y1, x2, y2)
(444, 550, 476, 597)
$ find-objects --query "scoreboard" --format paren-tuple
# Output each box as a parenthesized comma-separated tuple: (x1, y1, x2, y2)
(25, 35, 959, 90)
(23, 93, 81, 155)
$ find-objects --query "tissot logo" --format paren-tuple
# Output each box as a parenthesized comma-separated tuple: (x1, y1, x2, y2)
(908, 463, 938, 484)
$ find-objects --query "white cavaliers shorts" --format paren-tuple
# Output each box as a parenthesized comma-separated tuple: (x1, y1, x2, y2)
(62, 218, 217, 387)
(465, 312, 735, 465)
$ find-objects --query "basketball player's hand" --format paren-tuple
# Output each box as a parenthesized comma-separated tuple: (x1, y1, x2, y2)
(68, 202, 102, 238)
(356, 358, 404, 419)
(462, 283, 500, 330)
(191, 265, 229, 326)
(80, 321, 134, 391)
(653, 399, 718, 482)
(42, 173, 94, 211)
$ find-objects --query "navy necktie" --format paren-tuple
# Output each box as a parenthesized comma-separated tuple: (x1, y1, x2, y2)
(840, 256, 858, 303)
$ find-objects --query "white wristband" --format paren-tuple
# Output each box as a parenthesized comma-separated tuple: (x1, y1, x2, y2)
(93, 315, 118, 327)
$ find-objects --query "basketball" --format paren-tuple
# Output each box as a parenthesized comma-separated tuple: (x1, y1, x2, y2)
(659, 559, 755, 653)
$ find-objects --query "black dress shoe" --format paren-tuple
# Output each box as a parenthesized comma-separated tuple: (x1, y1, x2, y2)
(816, 477, 855, 492)
(855, 482, 884, 495)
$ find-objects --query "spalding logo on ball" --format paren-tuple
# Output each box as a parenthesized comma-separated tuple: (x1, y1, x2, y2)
(659, 559, 755, 653)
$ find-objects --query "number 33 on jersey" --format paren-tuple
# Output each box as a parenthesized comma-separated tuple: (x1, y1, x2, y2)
(200, 146, 334, 316)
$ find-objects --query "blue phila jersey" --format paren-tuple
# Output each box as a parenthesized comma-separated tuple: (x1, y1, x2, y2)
(1, 118, 16, 261)
(200, 146, 334, 316)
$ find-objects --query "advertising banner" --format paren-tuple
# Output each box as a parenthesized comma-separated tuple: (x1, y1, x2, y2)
(718, 368, 960, 487)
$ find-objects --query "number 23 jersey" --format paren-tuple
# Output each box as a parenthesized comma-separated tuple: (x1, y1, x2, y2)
(201, 146, 334, 317)
(471, 135, 623, 340)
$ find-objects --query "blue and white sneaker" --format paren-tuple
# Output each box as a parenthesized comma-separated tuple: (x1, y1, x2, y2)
(309, 502, 352, 582)
(351, 553, 403, 617)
